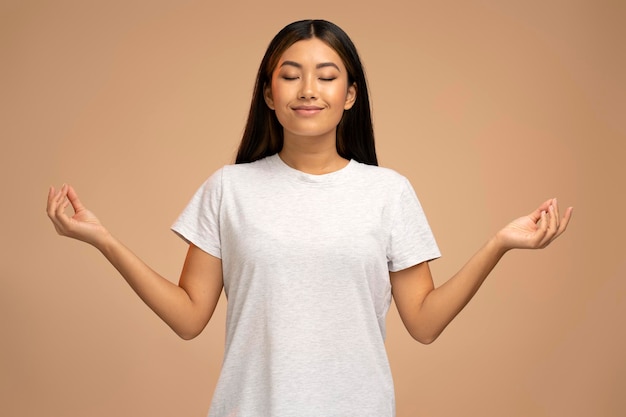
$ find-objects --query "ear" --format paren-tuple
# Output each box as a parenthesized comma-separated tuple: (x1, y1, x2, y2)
(264, 83, 275, 110)
(344, 82, 357, 110)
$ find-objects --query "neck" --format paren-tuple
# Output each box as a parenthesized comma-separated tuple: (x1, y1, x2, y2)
(279, 132, 348, 175)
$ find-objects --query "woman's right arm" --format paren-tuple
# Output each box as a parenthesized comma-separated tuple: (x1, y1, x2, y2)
(47, 184, 223, 340)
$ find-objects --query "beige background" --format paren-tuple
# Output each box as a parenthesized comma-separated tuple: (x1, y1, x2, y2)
(1, 0, 625, 416)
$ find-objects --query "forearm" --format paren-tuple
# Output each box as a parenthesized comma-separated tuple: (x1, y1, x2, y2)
(95, 234, 198, 338)
(417, 236, 508, 342)
(393, 199, 571, 344)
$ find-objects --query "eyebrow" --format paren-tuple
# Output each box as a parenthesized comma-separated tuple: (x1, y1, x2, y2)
(280, 60, 341, 71)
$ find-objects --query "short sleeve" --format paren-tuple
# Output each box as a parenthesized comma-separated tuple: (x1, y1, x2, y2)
(387, 178, 441, 272)
(171, 169, 223, 259)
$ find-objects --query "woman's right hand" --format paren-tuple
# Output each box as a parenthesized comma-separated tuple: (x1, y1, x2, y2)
(47, 184, 111, 247)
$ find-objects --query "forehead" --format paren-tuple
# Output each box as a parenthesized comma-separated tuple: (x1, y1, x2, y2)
(277, 38, 345, 70)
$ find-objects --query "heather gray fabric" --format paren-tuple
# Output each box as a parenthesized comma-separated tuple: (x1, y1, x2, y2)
(172, 154, 440, 417)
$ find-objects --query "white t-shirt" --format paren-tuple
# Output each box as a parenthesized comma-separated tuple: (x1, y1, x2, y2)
(172, 153, 440, 417)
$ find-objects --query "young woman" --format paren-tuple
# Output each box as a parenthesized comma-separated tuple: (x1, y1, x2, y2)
(47, 19, 572, 417)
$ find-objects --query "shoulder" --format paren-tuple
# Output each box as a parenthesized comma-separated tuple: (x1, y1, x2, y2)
(209, 156, 280, 194)
(353, 162, 404, 178)
(195, 159, 268, 191)
(221, 155, 274, 177)
(350, 161, 412, 190)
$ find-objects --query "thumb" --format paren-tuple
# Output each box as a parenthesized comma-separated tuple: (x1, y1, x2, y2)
(66, 185, 87, 213)
(528, 198, 554, 223)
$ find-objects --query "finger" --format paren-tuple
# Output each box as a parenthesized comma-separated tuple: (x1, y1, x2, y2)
(48, 185, 67, 220)
(54, 187, 72, 224)
(47, 186, 56, 218)
(52, 184, 67, 207)
(541, 204, 559, 247)
(48, 186, 67, 234)
(61, 197, 70, 212)
(47, 186, 62, 232)
(536, 198, 561, 247)
(529, 199, 554, 223)
(47, 185, 55, 204)
(556, 206, 574, 236)
(66, 185, 86, 213)
(540, 204, 573, 248)
(551, 198, 561, 230)
(546, 200, 572, 241)
(533, 210, 550, 247)
(552, 198, 560, 218)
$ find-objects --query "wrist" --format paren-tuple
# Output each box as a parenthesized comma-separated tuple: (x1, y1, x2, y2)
(489, 233, 511, 257)
(92, 229, 116, 253)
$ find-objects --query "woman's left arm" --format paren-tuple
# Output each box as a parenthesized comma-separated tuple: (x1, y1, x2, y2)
(390, 198, 573, 344)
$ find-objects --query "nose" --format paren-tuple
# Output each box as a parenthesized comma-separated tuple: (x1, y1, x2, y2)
(299, 75, 317, 99)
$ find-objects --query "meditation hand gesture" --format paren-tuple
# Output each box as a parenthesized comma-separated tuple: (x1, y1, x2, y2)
(495, 198, 573, 251)
(47, 184, 110, 247)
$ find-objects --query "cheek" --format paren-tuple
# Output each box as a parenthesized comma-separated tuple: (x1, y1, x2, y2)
(269, 80, 291, 106)
(324, 83, 350, 105)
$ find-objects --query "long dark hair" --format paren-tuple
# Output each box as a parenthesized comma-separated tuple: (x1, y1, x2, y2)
(235, 19, 378, 166)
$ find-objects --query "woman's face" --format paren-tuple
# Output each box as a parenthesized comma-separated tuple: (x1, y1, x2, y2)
(264, 38, 356, 143)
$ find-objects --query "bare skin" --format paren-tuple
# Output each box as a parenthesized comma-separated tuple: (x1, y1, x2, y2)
(46, 38, 573, 342)
(47, 184, 223, 340)
(390, 198, 571, 344)
(46, 185, 572, 343)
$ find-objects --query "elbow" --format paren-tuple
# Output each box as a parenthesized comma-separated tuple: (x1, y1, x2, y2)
(415, 333, 438, 345)
(171, 312, 212, 340)
(177, 331, 200, 341)
(408, 327, 443, 345)
(412, 333, 437, 345)
(173, 324, 204, 341)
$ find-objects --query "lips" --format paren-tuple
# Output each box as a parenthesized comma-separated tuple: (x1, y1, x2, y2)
(292, 105, 323, 116)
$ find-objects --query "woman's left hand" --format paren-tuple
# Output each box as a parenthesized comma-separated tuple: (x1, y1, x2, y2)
(495, 198, 573, 251)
